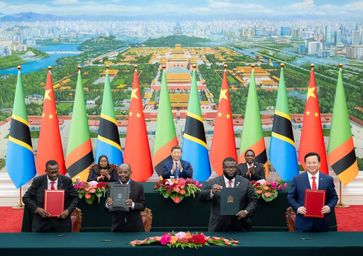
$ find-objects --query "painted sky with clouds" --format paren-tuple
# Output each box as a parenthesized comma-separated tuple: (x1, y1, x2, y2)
(0, 0, 362, 20)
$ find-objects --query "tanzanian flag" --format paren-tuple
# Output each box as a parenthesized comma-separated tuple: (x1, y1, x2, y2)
(238, 66, 268, 175)
(65, 67, 93, 181)
(95, 67, 123, 165)
(6, 66, 36, 188)
(269, 64, 298, 181)
(328, 65, 358, 185)
(182, 67, 211, 181)
(153, 66, 178, 175)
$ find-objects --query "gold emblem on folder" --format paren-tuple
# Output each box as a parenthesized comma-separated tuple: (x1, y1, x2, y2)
(227, 195, 234, 204)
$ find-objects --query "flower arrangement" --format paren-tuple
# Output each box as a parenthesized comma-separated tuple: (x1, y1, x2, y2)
(251, 179, 288, 202)
(74, 181, 108, 205)
(154, 178, 203, 204)
(130, 232, 239, 249)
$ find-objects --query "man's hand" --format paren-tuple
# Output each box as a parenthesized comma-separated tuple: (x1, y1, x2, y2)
(125, 199, 133, 208)
(321, 205, 331, 214)
(297, 206, 307, 215)
(35, 207, 50, 218)
(236, 210, 248, 220)
(106, 197, 113, 206)
(97, 175, 105, 181)
(246, 165, 255, 177)
(211, 184, 222, 194)
(171, 161, 177, 174)
(59, 209, 69, 219)
(177, 162, 183, 173)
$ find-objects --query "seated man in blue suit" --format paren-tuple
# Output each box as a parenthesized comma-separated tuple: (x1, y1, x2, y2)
(161, 146, 193, 179)
(288, 152, 338, 232)
(237, 149, 265, 181)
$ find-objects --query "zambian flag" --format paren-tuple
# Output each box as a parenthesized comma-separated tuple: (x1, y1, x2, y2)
(95, 67, 123, 166)
(182, 66, 211, 181)
(269, 64, 298, 181)
(6, 66, 36, 188)
(328, 65, 358, 185)
(65, 67, 93, 181)
(153, 66, 178, 175)
(238, 66, 268, 175)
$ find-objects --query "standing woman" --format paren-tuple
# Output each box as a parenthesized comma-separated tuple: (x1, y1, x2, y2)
(87, 155, 118, 182)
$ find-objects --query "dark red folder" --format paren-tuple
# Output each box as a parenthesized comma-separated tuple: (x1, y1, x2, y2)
(44, 190, 65, 217)
(304, 189, 326, 218)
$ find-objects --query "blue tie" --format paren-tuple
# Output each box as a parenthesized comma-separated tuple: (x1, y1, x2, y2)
(175, 162, 179, 178)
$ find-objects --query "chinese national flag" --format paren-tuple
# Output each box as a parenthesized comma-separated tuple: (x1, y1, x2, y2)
(123, 66, 153, 181)
(210, 67, 237, 175)
(36, 68, 66, 175)
(298, 65, 328, 174)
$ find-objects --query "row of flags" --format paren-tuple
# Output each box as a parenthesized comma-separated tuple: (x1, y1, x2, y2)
(6, 63, 358, 189)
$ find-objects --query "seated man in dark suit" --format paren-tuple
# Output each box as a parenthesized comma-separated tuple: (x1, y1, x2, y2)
(161, 146, 193, 179)
(288, 152, 338, 232)
(23, 160, 78, 232)
(199, 157, 258, 232)
(106, 163, 145, 232)
(237, 149, 265, 181)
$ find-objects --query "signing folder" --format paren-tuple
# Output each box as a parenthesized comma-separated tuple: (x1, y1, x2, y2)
(44, 190, 65, 217)
(304, 189, 326, 218)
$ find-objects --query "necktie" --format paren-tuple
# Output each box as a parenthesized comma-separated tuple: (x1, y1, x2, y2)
(228, 180, 233, 188)
(175, 162, 179, 178)
(311, 176, 317, 190)
(50, 181, 56, 190)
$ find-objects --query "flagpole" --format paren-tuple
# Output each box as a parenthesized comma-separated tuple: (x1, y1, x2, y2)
(336, 180, 349, 208)
(12, 186, 24, 209)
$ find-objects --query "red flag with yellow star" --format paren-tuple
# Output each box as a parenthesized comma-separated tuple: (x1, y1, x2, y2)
(123, 66, 153, 181)
(36, 67, 66, 175)
(210, 67, 237, 176)
(298, 65, 328, 174)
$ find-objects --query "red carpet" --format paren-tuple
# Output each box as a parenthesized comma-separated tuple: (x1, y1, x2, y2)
(336, 205, 363, 231)
(0, 207, 23, 232)
(0, 206, 362, 232)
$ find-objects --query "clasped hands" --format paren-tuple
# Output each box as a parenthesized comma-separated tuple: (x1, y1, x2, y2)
(211, 184, 248, 220)
(297, 205, 331, 215)
(35, 207, 69, 219)
(171, 161, 183, 174)
(106, 197, 134, 208)
(246, 165, 255, 177)
(97, 169, 111, 181)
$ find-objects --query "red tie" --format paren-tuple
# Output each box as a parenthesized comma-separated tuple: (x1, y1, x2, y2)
(50, 181, 56, 190)
(228, 180, 233, 188)
(311, 176, 317, 190)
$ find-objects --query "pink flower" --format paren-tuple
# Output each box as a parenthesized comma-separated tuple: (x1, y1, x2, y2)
(278, 185, 283, 190)
(172, 196, 181, 204)
(264, 192, 271, 197)
(85, 193, 92, 199)
(284, 183, 288, 189)
(160, 233, 172, 245)
(90, 188, 96, 193)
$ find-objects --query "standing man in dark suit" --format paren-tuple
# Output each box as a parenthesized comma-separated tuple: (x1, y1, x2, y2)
(161, 146, 193, 179)
(199, 157, 258, 231)
(23, 160, 78, 232)
(288, 152, 338, 232)
(237, 149, 266, 181)
(106, 163, 145, 232)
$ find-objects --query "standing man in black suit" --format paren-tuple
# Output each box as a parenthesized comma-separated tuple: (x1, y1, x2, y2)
(237, 149, 266, 181)
(106, 163, 145, 232)
(288, 152, 338, 232)
(161, 146, 193, 179)
(23, 160, 78, 232)
(199, 157, 258, 231)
